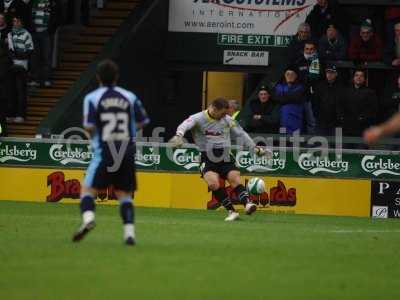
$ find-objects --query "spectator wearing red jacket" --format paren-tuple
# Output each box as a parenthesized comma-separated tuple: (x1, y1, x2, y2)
(348, 19, 383, 63)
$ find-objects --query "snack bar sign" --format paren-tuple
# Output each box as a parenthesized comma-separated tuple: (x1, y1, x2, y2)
(223, 50, 269, 65)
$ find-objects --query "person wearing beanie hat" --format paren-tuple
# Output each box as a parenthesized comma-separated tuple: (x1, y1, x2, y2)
(348, 18, 383, 62)
(318, 24, 347, 62)
(258, 85, 269, 93)
(360, 18, 373, 31)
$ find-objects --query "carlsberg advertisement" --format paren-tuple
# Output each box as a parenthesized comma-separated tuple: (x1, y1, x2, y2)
(3, 139, 400, 180)
(167, 0, 316, 65)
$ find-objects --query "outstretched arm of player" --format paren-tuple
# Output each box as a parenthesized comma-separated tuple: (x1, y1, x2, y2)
(169, 116, 197, 147)
(364, 112, 400, 144)
(133, 99, 150, 130)
(229, 120, 268, 156)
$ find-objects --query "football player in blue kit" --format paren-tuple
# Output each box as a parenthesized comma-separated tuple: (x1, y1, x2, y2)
(72, 59, 149, 245)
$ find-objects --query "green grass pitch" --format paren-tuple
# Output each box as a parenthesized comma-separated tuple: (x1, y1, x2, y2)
(1, 201, 400, 300)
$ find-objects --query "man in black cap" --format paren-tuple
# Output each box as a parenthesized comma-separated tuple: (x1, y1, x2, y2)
(244, 85, 280, 134)
(313, 64, 344, 136)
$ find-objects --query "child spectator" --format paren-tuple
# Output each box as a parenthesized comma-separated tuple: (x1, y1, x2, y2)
(7, 15, 33, 123)
(318, 24, 347, 62)
(227, 99, 240, 121)
(348, 19, 383, 63)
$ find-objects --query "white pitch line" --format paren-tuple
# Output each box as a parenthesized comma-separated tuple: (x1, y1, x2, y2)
(321, 230, 400, 234)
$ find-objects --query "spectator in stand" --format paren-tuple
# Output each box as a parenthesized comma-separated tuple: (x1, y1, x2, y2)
(28, 0, 62, 87)
(293, 40, 320, 134)
(294, 40, 321, 89)
(0, 12, 11, 136)
(381, 74, 400, 122)
(318, 24, 347, 63)
(385, 6, 400, 43)
(338, 69, 378, 137)
(348, 19, 383, 63)
(313, 64, 344, 136)
(7, 15, 33, 123)
(227, 99, 240, 121)
(287, 22, 313, 63)
(384, 22, 400, 68)
(244, 85, 280, 134)
(305, 0, 345, 40)
(0, 12, 9, 39)
(273, 66, 306, 134)
(0, 0, 29, 28)
(342, 5, 377, 39)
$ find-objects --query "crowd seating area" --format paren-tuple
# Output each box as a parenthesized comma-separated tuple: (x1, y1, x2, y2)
(242, 0, 400, 144)
(0, 0, 106, 135)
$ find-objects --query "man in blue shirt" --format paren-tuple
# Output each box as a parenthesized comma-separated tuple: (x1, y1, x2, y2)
(72, 59, 150, 246)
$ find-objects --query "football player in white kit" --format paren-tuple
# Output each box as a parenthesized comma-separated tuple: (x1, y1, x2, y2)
(170, 97, 266, 221)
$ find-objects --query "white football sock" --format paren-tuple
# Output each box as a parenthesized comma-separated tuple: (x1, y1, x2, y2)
(124, 224, 135, 240)
(82, 211, 95, 225)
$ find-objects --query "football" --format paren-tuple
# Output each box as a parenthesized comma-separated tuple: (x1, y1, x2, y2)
(247, 177, 265, 195)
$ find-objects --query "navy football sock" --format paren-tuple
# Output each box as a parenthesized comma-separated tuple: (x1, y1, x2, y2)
(119, 196, 135, 224)
(80, 194, 95, 214)
(213, 188, 235, 211)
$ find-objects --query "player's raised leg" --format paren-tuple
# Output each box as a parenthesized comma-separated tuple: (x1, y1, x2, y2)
(226, 170, 257, 215)
(115, 190, 136, 246)
(72, 186, 97, 242)
(204, 171, 239, 221)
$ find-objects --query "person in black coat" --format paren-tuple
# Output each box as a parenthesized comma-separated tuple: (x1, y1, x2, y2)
(318, 24, 347, 63)
(338, 69, 378, 137)
(313, 64, 344, 136)
(244, 85, 280, 134)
